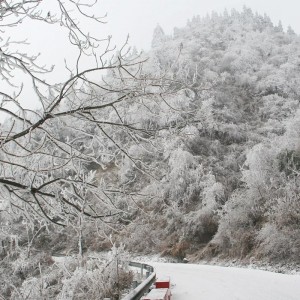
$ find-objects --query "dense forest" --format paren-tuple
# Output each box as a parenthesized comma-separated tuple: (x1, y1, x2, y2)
(1, 7, 300, 299)
(116, 7, 300, 262)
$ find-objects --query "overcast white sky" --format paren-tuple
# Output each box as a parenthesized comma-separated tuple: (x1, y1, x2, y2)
(99, 0, 300, 50)
(21, 0, 300, 79)
(21, 0, 300, 63)
(1, 0, 300, 121)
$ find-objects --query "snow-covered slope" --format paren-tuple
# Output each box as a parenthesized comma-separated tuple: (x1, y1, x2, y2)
(150, 263, 300, 300)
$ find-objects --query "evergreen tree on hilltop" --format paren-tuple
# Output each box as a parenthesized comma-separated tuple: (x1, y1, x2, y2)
(152, 24, 170, 48)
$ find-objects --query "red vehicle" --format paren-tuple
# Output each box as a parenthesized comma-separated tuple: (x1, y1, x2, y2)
(141, 277, 172, 300)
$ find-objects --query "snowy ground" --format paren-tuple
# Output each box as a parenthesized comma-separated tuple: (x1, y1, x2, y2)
(149, 262, 300, 300)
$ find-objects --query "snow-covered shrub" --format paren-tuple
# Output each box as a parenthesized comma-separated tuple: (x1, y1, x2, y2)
(212, 190, 264, 258)
(6, 245, 132, 300)
(60, 245, 132, 300)
(11, 250, 54, 281)
(255, 178, 300, 262)
(241, 143, 279, 190)
(121, 221, 159, 253)
(184, 208, 219, 245)
(277, 149, 300, 176)
(256, 224, 300, 262)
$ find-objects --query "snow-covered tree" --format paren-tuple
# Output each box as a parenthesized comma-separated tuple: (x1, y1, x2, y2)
(0, 1, 181, 227)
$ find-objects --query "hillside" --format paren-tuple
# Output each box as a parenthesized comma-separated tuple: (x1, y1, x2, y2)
(115, 8, 300, 264)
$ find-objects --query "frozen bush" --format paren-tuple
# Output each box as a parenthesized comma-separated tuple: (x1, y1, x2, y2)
(256, 224, 300, 262)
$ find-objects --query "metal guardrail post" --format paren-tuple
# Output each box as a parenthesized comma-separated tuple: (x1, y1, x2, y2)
(132, 280, 138, 288)
(122, 262, 156, 300)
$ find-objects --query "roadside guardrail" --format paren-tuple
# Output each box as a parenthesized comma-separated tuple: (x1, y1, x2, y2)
(121, 262, 156, 300)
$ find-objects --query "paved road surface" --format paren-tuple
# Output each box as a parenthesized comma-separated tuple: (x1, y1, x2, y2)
(150, 262, 300, 300)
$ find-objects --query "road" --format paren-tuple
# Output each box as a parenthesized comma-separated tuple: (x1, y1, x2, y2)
(150, 262, 300, 300)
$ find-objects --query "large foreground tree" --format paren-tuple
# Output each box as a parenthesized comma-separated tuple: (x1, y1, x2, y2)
(0, 0, 177, 227)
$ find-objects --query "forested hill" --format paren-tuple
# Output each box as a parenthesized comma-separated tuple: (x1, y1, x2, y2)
(118, 8, 300, 263)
